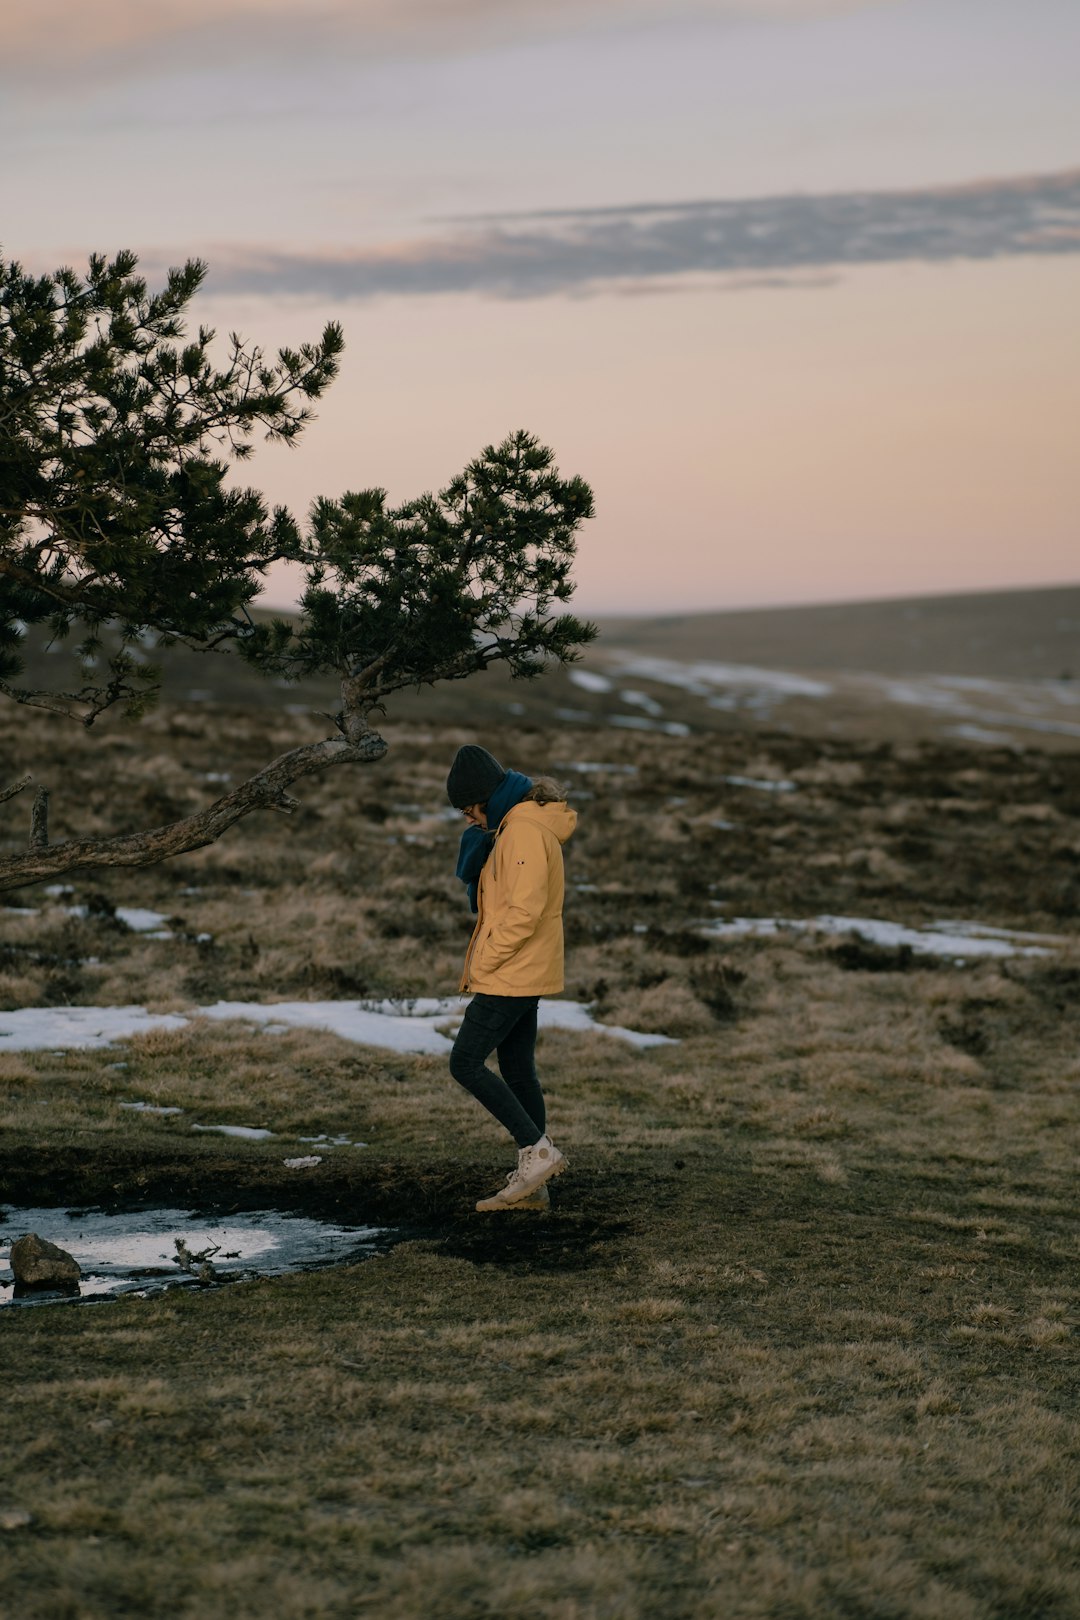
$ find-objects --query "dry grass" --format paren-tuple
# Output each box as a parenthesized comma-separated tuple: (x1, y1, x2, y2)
(1, 701, 1078, 1618)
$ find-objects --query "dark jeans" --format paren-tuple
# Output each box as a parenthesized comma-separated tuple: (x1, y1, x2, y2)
(449, 994, 546, 1148)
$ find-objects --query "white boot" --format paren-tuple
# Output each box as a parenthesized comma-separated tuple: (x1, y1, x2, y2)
(475, 1179, 550, 1214)
(474, 1136, 567, 1211)
(506, 1135, 567, 1202)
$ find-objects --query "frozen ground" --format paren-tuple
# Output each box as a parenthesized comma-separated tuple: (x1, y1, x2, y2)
(0, 911, 1064, 1063)
(0, 996, 677, 1056)
(0, 1006, 190, 1050)
(607, 656, 832, 701)
(564, 647, 1080, 747)
(15, 892, 206, 941)
(699, 915, 1065, 959)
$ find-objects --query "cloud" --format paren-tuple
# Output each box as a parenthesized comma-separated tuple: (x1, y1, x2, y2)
(197, 169, 1080, 303)
(3, 0, 883, 81)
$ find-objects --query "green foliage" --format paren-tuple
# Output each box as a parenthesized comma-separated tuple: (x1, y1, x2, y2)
(0, 251, 341, 720)
(1, 252, 595, 728)
(243, 429, 597, 707)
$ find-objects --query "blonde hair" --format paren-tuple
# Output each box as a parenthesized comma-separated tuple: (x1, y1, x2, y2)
(525, 776, 567, 805)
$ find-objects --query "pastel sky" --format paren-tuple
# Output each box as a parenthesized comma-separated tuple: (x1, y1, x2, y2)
(4, 0, 1078, 614)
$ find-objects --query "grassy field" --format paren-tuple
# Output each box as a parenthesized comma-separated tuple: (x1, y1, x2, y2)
(1, 693, 1078, 1619)
(596, 583, 1080, 681)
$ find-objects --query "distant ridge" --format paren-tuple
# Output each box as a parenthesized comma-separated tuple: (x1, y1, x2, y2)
(13, 583, 1080, 724)
(596, 584, 1080, 681)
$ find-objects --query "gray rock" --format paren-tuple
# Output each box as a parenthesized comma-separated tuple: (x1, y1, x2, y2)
(10, 1232, 81, 1291)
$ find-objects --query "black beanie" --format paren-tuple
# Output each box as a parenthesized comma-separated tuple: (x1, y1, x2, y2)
(446, 746, 507, 809)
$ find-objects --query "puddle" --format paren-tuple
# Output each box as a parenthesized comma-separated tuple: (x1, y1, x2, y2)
(0, 1205, 387, 1307)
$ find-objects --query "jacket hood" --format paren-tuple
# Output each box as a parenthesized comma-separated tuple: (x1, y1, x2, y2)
(501, 799, 577, 845)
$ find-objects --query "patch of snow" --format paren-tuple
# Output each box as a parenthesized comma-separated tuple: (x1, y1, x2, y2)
(44, 885, 73, 897)
(556, 762, 639, 775)
(619, 689, 664, 716)
(191, 1123, 275, 1141)
(0, 1007, 187, 1052)
(609, 714, 659, 731)
(937, 675, 1034, 695)
(568, 669, 614, 694)
(2, 906, 37, 916)
(196, 998, 458, 1056)
(876, 676, 1080, 738)
(0, 996, 676, 1056)
(948, 725, 1014, 746)
(884, 680, 971, 713)
(982, 713, 1080, 739)
(63, 904, 173, 935)
(535, 999, 677, 1050)
(119, 1102, 183, 1115)
(555, 708, 593, 723)
(283, 1157, 322, 1169)
(117, 907, 173, 933)
(697, 915, 1062, 959)
(931, 920, 1067, 946)
(724, 775, 797, 794)
(609, 715, 691, 736)
(223, 993, 681, 1052)
(613, 654, 832, 699)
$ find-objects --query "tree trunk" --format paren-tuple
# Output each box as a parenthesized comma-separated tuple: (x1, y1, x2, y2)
(0, 714, 387, 893)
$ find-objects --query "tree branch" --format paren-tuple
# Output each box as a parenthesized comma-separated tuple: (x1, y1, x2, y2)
(0, 680, 93, 722)
(30, 788, 50, 849)
(0, 713, 387, 892)
(0, 773, 33, 805)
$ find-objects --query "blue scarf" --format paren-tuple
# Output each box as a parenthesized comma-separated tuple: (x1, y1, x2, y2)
(455, 769, 533, 914)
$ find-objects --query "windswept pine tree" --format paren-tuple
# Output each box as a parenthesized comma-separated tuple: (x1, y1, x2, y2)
(0, 253, 595, 890)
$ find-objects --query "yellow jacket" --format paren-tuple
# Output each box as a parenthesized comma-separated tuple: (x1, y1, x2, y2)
(460, 799, 577, 996)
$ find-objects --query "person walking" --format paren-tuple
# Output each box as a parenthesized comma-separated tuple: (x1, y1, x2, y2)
(446, 744, 575, 1212)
